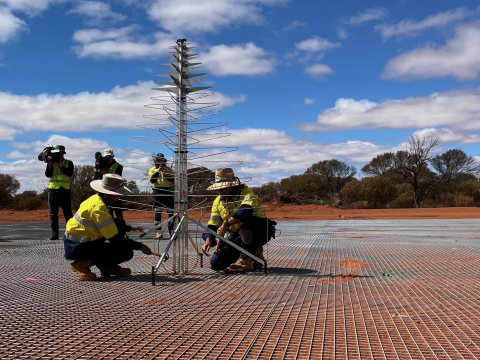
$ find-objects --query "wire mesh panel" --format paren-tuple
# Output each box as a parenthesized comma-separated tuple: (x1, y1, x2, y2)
(1, 219, 480, 359)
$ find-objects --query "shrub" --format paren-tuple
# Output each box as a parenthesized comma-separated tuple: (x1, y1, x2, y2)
(14, 190, 44, 210)
(455, 194, 474, 207)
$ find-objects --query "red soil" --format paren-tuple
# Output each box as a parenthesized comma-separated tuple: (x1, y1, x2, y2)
(1, 204, 480, 223)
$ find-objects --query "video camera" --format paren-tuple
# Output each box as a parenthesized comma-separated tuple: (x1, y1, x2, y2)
(38, 146, 61, 163)
(94, 151, 108, 180)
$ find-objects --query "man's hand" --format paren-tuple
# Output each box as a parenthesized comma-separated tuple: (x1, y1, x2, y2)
(140, 244, 152, 255)
(56, 162, 63, 168)
(130, 225, 145, 233)
(99, 169, 106, 175)
(202, 238, 213, 256)
(217, 221, 228, 237)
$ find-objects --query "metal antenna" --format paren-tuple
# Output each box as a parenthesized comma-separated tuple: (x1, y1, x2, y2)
(126, 39, 266, 280)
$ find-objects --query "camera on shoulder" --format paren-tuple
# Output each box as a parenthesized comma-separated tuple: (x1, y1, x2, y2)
(38, 146, 61, 163)
(94, 151, 108, 179)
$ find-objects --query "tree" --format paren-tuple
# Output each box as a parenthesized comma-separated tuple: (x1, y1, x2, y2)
(305, 159, 357, 194)
(14, 190, 44, 210)
(393, 134, 441, 208)
(361, 153, 395, 177)
(340, 176, 397, 209)
(0, 174, 20, 208)
(70, 165, 96, 210)
(280, 173, 329, 204)
(431, 149, 480, 184)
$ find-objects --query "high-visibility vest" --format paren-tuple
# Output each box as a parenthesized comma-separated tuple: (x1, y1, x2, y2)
(208, 185, 266, 233)
(48, 159, 71, 190)
(148, 166, 174, 188)
(107, 161, 119, 174)
(65, 194, 118, 242)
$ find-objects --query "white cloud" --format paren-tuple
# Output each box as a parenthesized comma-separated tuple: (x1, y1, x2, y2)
(304, 98, 315, 105)
(5, 150, 29, 159)
(200, 43, 276, 76)
(0, 0, 67, 16)
(73, 26, 175, 59)
(0, 81, 246, 138)
(336, 27, 349, 39)
(382, 21, 480, 81)
(283, 20, 305, 31)
(341, 8, 388, 25)
(412, 127, 480, 144)
(305, 63, 333, 79)
(68, 1, 126, 24)
(0, 7, 27, 43)
(147, 0, 288, 34)
(297, 88, 480, 134)
(376, 7, 474, 40)
(295, 36, 341, 52)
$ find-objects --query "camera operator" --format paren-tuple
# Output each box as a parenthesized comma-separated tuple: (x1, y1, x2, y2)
(45, 145, 74, 240)
(148, 153, 174, 239)
(96, 148, 124, 219)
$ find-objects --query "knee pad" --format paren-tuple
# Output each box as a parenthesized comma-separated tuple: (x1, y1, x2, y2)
(239, 229, 253, 244)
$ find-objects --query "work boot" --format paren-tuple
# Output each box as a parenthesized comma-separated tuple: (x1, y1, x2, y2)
(252, 246, 265, 270)
(70, 260, 97, 281)
(101, 266, 132, 278)
(50, 230, 59, 240)
(228, 257, 253, 272)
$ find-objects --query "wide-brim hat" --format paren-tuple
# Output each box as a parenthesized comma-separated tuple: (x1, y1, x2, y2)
(90, 174, 132, 196)
(207, 168, 244, 191)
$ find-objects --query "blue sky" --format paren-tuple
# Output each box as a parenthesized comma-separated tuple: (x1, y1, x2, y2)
(1, 0, 480, 191)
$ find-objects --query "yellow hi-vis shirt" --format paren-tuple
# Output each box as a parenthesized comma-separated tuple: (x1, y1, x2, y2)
(148, 166, 174, 188)
(48, 159, 71, 190)
(66, 194, 118, 242)
(208, 185, 266, 233)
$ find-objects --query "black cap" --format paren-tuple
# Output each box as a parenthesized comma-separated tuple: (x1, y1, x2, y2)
(55, 145, 66, 153)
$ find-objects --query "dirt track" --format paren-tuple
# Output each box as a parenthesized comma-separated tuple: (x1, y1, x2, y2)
(1, 204, 479, 223)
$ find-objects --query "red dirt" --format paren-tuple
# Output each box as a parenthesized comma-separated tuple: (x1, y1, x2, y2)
(340, 258, 370, 269)
(1, 204, 480, 223)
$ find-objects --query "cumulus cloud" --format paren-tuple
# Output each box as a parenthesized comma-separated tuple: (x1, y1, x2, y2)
(382, 21, 480, 81)
(200, 43, 276, 76)
(0, 0, 67, 16)
(340, 7, 388, 25)
(73, 26, 175, 59)
(305, 63, 333, 79)
(283, 20, 305, 31)
(376, 7, 474, 40)
(0, 7, 27, 44)
(411, 127, 480, 144)
(295, 36, 341, 52)
(0, 81, 246, 138)
(297, 88, 480, 135)
(68, 1, 126, 25)
(304, 98, 315, 105)
(147, 0, 288, 33)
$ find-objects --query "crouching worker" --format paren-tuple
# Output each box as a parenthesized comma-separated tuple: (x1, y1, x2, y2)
(201, 168, 268, 273)
(63, 174, 152, 281)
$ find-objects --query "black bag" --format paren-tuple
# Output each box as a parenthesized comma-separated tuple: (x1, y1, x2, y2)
(267, 218, 277, 242)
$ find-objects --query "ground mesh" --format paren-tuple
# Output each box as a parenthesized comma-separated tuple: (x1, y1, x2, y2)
(0, 219, 479, 359)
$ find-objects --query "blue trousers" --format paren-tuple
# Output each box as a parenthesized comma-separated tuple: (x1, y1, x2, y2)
(209, 216, 268, 271)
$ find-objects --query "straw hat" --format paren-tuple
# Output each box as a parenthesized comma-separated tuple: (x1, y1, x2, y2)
(207, 168, 244, 191)
(90, 174, 131, 196)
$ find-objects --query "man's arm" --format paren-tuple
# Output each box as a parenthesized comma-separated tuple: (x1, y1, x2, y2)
(59, 160, 74, 177)
(45, 163, 53, 178)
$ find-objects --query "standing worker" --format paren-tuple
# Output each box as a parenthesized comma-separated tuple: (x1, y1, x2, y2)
(98, 148, 124, 218)
(148, 153, 174, 238)
(45, 145, 73, 240)
(201, 168, 269, 273)
(64, 174, 152, 281)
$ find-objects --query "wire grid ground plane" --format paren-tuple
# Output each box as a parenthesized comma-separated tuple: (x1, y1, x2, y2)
(1, 219, 480, 359)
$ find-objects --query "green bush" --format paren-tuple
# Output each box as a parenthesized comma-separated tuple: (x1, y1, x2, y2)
(14, 190, 44, 210)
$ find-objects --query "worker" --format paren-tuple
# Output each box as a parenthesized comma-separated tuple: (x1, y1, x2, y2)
(64, 174, 152, 281)
(148, 153, 174, 238)
(45, 145, 73, 240)
(201, 168, 268, 273)
(99, 148, 124, 219)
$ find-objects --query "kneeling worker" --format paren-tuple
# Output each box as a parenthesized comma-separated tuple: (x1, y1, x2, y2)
(202, 168, 268, 272)
(64, 174, 152, 281)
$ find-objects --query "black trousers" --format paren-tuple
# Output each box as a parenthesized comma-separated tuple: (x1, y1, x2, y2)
(152, 188, 174, 225)
(66, 239, 134, 273)
(48, 188, 73, 232)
